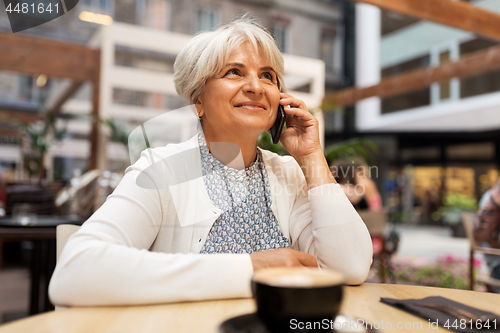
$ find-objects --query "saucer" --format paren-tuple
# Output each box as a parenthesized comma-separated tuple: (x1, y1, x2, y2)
(219, 313, 379, 333)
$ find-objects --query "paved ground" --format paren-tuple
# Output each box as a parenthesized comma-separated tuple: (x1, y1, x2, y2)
(0, 267, 29, 325)
(396, 224, 469, 261)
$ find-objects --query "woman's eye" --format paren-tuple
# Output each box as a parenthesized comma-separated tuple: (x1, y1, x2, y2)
(224, 68, 240, 76)
(262, 72, 275, 81)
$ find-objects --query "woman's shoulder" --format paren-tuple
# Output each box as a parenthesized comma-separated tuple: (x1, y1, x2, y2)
(260, 149, 296, 167)
(124, 135, 202, 186)
(260, 149, 304, 180)
(130, 135, 200, 168)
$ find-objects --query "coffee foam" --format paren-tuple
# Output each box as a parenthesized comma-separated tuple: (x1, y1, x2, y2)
(253, 267, 345, 288)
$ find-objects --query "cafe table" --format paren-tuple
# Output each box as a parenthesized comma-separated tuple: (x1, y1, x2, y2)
(0, 283, 499, 332)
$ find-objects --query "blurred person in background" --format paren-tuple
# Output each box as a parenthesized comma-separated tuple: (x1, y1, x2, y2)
(474, 177, 500, 292)
(332, 160, 382, 212)
(49, 17, 373, 307)
(332, 160, 384, 255)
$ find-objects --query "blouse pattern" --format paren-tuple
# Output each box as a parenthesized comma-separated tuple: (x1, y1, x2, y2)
(198, 133, 290, 254)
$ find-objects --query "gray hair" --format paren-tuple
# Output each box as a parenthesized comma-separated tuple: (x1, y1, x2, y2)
(173, 17, 285, 104)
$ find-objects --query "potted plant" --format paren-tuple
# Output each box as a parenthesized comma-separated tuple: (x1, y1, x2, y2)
(438, 193, 478, 238)
(16, 110, 66, 181)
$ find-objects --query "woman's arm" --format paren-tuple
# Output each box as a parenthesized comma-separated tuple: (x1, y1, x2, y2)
(339, 183, 364, 205)
(265, 93, 372, 284)
(277, 93, 336, 190)
(49, 154, 254, 306)
(289, 181, 373, 285)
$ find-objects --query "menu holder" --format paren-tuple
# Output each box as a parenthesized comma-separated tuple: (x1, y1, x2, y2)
(381, 296, 500, 333)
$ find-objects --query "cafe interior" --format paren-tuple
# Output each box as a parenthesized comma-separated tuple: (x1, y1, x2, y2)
(1, 0, 500, 332)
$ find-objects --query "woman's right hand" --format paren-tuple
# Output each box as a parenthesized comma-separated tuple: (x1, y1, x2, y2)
(249, 248, 318, 271)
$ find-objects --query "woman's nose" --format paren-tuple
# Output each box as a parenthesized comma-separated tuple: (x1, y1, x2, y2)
(243, 74, 264, 95)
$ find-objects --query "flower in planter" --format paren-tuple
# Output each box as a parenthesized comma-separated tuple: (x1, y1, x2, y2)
(390, 254, 486, 291)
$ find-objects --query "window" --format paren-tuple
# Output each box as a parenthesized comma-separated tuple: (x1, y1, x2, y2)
(438, 50, 451, 100)
(273, 22, 288, 53)
(0, 72, 18, 101)
(382, 89, 430, 114)
(115, 45, 175, 73)
(381, 9, 420, 36)
(430, 44, 459, 104)
(196, 6, 219, 32)
(381, 55, 430, 78)
(19, 75, 34, 101)
(136, 0, 170, 30)
(113, 88, 186, 110)
(381, 55, 431, 113)
(460, 38, 500, 98)
(81, 0, 113, 14)
(114, 0, 135, 24)
(320, 32, 336, 72)
(18, 74, 51, 104)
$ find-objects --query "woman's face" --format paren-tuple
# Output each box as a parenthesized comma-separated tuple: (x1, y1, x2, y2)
(196, 41, 281, 141)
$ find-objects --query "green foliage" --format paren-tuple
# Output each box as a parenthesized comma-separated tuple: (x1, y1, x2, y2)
(16, 109, 66, 179)
(324, 138, 378, 166)
(99, 118, 130, 147)
(443, 193, 478, 211)
(437, 193, 478, 225)
(257, 131, 288, 155)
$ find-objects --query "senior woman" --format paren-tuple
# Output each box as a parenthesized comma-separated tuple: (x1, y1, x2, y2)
(49, 18, 372, 306)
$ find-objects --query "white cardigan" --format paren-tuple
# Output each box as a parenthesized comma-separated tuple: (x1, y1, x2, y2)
(49, 134, 373, 306)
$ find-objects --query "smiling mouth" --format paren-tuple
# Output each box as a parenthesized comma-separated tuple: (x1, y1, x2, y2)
(235, 104, 266, 110)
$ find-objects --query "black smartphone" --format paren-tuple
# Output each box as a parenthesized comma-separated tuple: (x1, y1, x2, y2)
(270, 104, 285, 144)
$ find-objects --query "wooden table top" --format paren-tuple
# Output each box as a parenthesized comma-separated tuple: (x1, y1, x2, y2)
(0, 283, 499, 333)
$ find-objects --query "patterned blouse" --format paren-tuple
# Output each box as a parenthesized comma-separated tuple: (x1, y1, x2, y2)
(198, 133, 290, 254)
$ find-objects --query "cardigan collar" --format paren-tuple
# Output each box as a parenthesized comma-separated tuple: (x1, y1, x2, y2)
(163, 133, 281, 233)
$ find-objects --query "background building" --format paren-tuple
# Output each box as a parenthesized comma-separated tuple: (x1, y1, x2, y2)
(329, 0, 500, 223)
(0, 0, 343, 181)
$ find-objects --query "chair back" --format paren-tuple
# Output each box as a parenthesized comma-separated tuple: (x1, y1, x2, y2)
(56, 224, 80, 262)
(5, 183, 55, 216)
(357, 209, 387, 235)
(74, 170, 100, 217)
(461, 212, 478, 247)
(55, 170, 100, 218)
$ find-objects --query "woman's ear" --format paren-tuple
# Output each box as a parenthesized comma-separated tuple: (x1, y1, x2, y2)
(195, 98, 204, 119)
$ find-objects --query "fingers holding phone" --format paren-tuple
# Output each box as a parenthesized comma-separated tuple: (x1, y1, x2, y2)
(268, 93, 310, 145)
(270, 104, 286, 144)
(276, 93, 322, 159)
